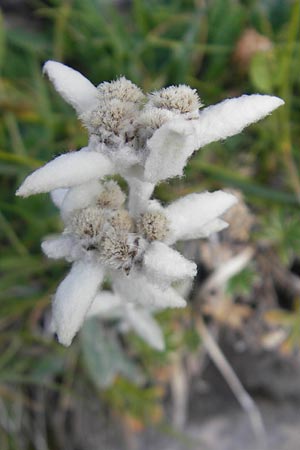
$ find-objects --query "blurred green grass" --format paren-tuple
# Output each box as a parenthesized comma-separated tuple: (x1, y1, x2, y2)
(0, 0, 300, 447)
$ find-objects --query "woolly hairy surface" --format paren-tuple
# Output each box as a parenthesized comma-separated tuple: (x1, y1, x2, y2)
(144, 119, 196, 183)
(100, 230, 132, 268)
(97, 77, 145, 103)
(52, 260, 104, 346)
(97, 180, 126, 209)
(108, 210, 133, 233)
(41, 235, 74, 259)
(143, 241, 197, 286)
(149, 85, 202, 113)
(43, 61, 98, 114)
(165, 191, 237, 243)
(16, 149, 114, 197)
(81, 99, 136, 134)
(136, 210, 169, 242)
(194, 94, 284, 148)
(138, 107, 175, 129)
(113, 270, 186, 309)
(66, 206, 106, 238)
(61, 179, 103, 221)
(17, 61, 286, 350)
(87, 291, 122, 319)
(127, 178, 155, 217)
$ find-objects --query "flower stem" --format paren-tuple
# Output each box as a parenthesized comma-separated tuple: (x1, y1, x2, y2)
(127, 178, 155, 217)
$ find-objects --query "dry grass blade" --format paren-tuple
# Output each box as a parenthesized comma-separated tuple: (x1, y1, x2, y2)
(195, 316, 267, 450)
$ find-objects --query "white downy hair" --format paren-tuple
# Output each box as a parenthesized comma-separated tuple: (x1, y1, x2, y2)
(16, 60, 284, 349)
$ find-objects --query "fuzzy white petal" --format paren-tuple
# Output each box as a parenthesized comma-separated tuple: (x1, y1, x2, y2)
(108, 145, 141, 170)
(41, 235, 74, 259)
(43, 60, 99, 114)
(194, 95, 284, 148)
(126, 305, 165, 351)
(165, 191, 237, 244)
(113, 270, 186, 309)
(197, 218, 229, 237)
(86, 291, 122, 320)
(143, 241, 197, 286)
(144, 119, 196, 183)
(16, 149, 114, 197)
(50, 188, 68, 208)
(61, 179, 103, 221)
(52, 260, 104, 346)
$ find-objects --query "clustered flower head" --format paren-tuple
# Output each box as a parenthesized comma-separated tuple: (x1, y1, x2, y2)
(16, 61, 284, 350)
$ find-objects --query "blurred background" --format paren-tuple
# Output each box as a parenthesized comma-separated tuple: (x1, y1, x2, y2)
(1, 0, 300, 449)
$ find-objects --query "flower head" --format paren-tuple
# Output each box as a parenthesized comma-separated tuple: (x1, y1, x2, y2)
(136, 210, 169, 242)
(16, 60, 284, 348)
(97, 180, 126, 209)
(97, 76, 145, 104)
(148, 84, 202, 114)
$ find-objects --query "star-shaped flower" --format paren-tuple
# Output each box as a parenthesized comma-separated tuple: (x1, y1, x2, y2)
(16, 61, 284, 349)
(16, 61, 284, 210)
(42, 179, 236, 346)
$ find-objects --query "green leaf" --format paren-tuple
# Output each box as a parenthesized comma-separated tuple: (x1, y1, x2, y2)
(80, 318, 142, 389)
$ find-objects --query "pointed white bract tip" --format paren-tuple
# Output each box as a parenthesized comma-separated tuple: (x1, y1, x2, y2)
(16, 149, 114, 197)
(41, 235, 73, 259)
(255, 94, 284, 112)
(43, 60, 99, 114)
(165, 190, 237, 243)
(58, 334, 72, 347)
(15, 187, 24, 197)
(143, 241, 197, 286)
(52, 260, 104, 347)
(266, 95, 284, 106)
(195, 94, 284, 149)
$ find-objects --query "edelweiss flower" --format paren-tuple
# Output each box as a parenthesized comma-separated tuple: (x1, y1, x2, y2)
(42, 179, 236, 346)
(16, 61, 284, 349)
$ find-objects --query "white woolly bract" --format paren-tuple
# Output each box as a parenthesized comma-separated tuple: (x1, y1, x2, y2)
(41, 235, 74, 259)
(16, 149, 114, 197)
(86, 291, 122, 319)
(50, 188, 68, 208)
(164, 191, 237, 244)
(144, 119, 197, 183)
(196, 218, 229, 237)
(61, 179, 103, 220)
(143, 241, 197, 286)
(125, 305, 165, 351)
(43, 61, 99, 114)
(107, 145, 142, 171)
(143, 95, 284, 184)
(194, 94, 284, 149)
(52, 260, 104, 346)
(113, 270, 186, 309)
